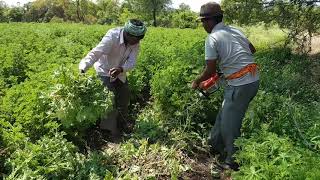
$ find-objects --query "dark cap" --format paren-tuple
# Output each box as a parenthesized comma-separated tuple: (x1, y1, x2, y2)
(198, 2, 224, 20)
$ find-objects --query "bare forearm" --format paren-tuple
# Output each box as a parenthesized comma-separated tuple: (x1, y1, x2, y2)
(195, 66, 215, 83)
(191, 60, 217, 89)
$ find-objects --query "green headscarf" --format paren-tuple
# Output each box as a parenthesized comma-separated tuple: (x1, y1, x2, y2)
(124, 20, 147, 37)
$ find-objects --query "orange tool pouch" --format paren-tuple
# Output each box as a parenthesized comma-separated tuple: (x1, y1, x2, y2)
(226, 63, 258, 80)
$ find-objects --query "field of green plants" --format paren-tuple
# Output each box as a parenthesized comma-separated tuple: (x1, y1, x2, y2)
(0, 23, 319, 179)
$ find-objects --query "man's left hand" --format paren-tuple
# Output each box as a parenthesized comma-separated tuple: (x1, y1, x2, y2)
(191, 80, 200, 89)
(109, 67, 123, 78)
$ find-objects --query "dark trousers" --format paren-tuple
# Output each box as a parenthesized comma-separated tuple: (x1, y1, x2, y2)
(208, 81, 259, 164)
(99, 76, 130, 134)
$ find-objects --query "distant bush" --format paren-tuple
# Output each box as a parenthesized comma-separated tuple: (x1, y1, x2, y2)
(50, 16, 64, 23)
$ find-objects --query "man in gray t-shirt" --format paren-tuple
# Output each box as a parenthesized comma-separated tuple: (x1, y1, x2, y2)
(191, 2, 259, 171)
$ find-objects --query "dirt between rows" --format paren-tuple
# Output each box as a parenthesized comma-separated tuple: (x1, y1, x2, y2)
(82, 126, 232, 180)
(310, 35, 320, 55)
(310, 35, 320, 84)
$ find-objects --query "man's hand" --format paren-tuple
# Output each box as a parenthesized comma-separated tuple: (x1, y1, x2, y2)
(191, 60, 217, 90)
(109, 67, 123, 78)
(191, 79, 200, 89)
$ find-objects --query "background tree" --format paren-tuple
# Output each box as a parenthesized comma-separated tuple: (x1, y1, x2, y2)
(6, 7, 24, 22)
(118, 7, 141, 25)
(178, 3, 190, 11)
(0, 0, 7, 22)
(221, 0, 320, 53)
(171, 3, 197, 29)
(75, 0, 87, 22)
(23, 0, 64, 22)
(0, 0, 202, 28)
(43, 0, 66, 22)
(82, 0, 98, 24)
(124, 0, 171, 27)
(96, 0, 120, 24)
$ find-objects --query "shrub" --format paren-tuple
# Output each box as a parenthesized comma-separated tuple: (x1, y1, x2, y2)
(50, 16, 64, 23)
(0, 72, 56, 140)
(234, 125, 320, 179)
(47, 67, 113, 134)
(151, 61, 221, 128)
(5, 132, 78, 179)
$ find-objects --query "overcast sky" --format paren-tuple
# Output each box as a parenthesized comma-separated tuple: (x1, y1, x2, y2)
(3, 0, 220, 12)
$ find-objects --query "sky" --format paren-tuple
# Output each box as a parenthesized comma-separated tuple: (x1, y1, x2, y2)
(3, 0, 220, 12)
(171, 0, 220, 12)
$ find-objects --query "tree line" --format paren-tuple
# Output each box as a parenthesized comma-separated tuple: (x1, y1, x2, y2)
(0, 0, 319, 51)
(222, 0, 320, 53)
(0, 0, 199, 28)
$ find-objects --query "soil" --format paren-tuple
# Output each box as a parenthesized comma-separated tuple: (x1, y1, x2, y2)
(179, 151, 233, 180)
(82, 126, 233, 179)
(180, 152, 216, 180)
(310, 35, 320, 84)
(310, 35, 320, 55)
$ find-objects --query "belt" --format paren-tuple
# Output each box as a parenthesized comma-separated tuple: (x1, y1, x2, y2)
(226, 63, 258, 80)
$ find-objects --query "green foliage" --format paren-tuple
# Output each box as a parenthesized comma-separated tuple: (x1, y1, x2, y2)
(73, 151, 116, 179)
(133, 105, 168, 143)
(171, 10, 198, 29)
(1, 0, 199, 28)
(149, 60, 221, 154)
(0, 121, 29, 154)
(123, 0, 171, 27)
(1, 121, 115, 179)
(221, 0, 320, 53)
(233, 125, 320, 179)
(118, 7, 142, 25)
(241, 47, 320, 151)
(5, 132, 78, 179)
(242, 91, 320, 151)
(0, 23, 319, 179)
(129, 27, 206, 101)
(46, 67, 113, 132)
(151, 60, 220, 127)
(256, 48, 319, 103)
(6, 7, 24, 22)
(239, 25, 286, 50)
(0, 1, 7, 22)
(4, 132, 115, 179)
(0, 74, 56, 140)
(50, 16, 64, 23)
(0, 43, 29, 91)
(96, 0, 120, 25)
(0, 119, 8, 175)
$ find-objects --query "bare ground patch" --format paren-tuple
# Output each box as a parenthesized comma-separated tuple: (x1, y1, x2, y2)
(311, 35, 320, 55)
(310, 35, 320, 84)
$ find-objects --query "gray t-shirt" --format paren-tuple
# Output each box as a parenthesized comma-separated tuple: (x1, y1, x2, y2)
(205, 22, 259, 86)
